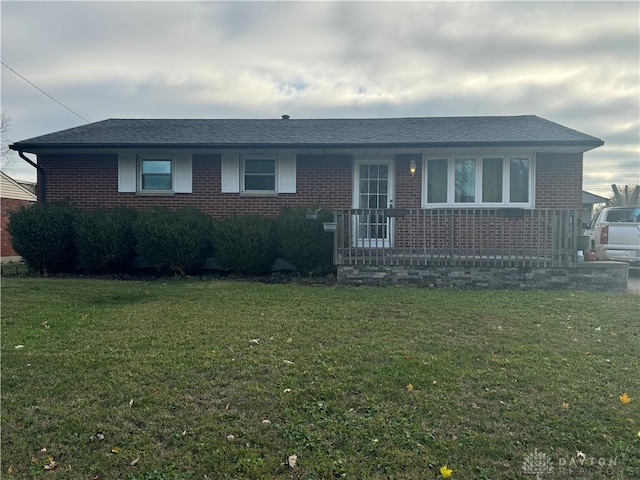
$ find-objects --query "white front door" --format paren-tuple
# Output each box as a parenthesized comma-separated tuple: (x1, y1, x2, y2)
(353, 159, 395, 248)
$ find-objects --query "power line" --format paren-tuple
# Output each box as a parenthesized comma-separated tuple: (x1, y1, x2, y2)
(1, 61, 90, 124)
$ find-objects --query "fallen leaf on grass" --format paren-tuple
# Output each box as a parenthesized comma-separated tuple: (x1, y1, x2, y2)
(406, 383, 414, 392)
(43, 457, 57, 470)
(440, 464, 453, 478)
(111, 447, 121, 453)
(619, 393, 632, 404)
(562, 402, 570, 409)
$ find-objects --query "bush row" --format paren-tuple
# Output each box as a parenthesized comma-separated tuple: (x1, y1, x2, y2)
(7, 203, 334, 276)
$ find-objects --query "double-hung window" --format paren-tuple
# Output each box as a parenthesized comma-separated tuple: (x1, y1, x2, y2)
(243, 157, 276, 193)
(423, 155, 533, 207)
(140, 158, 173, 192)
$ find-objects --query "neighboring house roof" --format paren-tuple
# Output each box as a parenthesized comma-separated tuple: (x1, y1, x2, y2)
(0, 171, 37, 201)
(582, 191, 610, 205)
(10, 115, 603, 153)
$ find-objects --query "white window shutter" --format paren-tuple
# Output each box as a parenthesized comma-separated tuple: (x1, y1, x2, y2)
(221, 154, 240, 193)
(278, 154, 296, 193)
(174, 154, 192, 193)
(118, 154, 136, 192)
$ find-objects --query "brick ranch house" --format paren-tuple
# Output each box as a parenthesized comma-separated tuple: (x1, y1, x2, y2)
(11, 115, 626, 290)
(1, 171, 37, 263)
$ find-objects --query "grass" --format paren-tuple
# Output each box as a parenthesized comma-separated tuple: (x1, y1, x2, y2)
(1, 277, 639, 479)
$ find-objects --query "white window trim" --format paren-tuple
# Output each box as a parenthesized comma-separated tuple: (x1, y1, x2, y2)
(422, 154, 535, 208)
(137, 155, 175, 195)
(241, 155, 277, 195)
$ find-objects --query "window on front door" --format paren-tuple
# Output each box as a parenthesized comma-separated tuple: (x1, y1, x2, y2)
(358, 164, 389, 209)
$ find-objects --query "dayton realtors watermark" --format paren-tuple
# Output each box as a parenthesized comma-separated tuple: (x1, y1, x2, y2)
(522, 449, 630, 478)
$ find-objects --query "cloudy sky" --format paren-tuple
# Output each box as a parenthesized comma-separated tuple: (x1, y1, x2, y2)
(1, 1, 638, 193)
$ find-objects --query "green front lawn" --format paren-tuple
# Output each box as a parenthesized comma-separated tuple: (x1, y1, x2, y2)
(1, 278, 638, 479)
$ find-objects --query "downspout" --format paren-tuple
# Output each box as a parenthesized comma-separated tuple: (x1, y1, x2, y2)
(18, 151, 45, 203)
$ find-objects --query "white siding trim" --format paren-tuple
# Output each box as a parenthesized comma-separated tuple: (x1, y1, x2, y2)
(0, 172, 37, 201)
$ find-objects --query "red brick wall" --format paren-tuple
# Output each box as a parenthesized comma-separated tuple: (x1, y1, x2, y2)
(395, 154, 422, 209)
(535, 153, 583, 209)
(36, 151, 583, 215)
(1, 197, 34, 257)
(38, 153, 353, 217)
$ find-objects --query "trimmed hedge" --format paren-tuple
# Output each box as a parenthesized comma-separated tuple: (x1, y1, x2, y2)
(6, 203, 338, 277)
(134, 207, 213, 275)
(277, 207, 334, 275)
(213, 214, 277, 275)
(74, 206, 138, 273)
(7, 202, 79, 274)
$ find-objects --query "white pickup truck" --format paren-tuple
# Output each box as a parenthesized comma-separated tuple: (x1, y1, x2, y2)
(584, 206, 640, 270)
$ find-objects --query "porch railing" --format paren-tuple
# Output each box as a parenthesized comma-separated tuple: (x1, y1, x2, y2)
(332, 208, 579, 268)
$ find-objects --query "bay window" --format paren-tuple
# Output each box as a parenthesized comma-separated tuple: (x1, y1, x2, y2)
(423, 154, 534, 207)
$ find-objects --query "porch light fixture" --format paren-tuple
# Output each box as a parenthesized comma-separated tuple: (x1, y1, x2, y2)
(409, 158, 417, 176)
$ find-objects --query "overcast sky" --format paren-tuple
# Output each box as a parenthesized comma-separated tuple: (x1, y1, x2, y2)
(1, 1, 638, 193)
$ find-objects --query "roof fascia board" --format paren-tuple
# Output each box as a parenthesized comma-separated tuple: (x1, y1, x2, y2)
(11, 139, 604, 154)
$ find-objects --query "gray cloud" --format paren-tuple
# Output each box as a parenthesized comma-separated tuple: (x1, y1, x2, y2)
(2, 1, 638, 188)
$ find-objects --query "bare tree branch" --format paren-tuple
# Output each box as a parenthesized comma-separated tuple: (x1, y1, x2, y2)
(1, 110, 17, 171)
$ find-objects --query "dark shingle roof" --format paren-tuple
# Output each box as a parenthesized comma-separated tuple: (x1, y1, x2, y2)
(11, 115, 603, 152)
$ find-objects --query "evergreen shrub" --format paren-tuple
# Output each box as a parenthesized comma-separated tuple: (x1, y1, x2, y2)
(134, 207, 213, 275)
(74, 206, 138, 272)
(213, 214, 277, 275)
(7, 202, 79, 274)
(277, 207, 334, 275)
